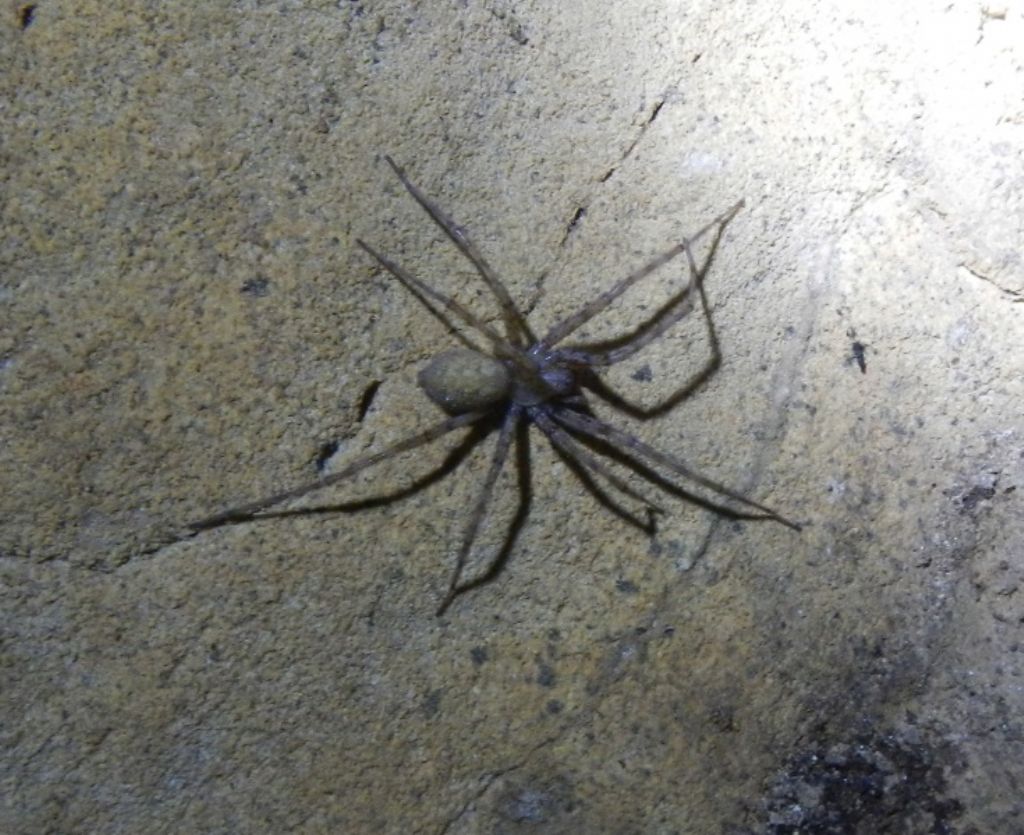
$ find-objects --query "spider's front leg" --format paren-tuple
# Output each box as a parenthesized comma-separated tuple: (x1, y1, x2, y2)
(551, 203, 740, 419)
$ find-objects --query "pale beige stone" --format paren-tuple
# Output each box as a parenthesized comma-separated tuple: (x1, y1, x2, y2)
(3, 1, 1022, 832)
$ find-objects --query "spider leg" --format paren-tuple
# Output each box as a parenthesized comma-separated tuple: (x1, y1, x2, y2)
(190, 410, 487, 531)
(540, 199, 744, 350)
(560, 231, 725, 420)
(552, 408, 801, 531)
(553, 284, 695, 369)
(373, 265, 485, 354)
(436, 405, 520, 615)
(558, 219, 724, 370)
(675, 232, 722, 386)
(252, 418, 495, 520)
(532, 407, 663, 526)
(357, 239, 520, 361)
(384, 156, 536, 347)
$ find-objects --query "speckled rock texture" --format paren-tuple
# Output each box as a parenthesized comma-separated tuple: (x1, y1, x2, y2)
(3, 1, 1022, 832)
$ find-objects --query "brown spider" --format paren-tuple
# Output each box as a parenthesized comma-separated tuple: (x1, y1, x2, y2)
(192, 156, 800, 614)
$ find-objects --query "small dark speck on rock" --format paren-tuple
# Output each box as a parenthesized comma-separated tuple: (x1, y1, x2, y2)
(19, 4, 36, 29)
(502, 789, 554, 824)
(958, 483, 996, 513)
(536, 661, 556, 688)
(567, 206, 586, 232)
(315, 440, 340, 474)
(357, 380, 381, 421)
(631, 364, 653, 382)
(240, 275, 270, 296)
(421, 688, 442, 719)
(508, 21, 528, 45)
(616, 578, 639, 594)
(852, 340, 867, 373)
(708, 705, 737, 733)
(546, 699, 563, 714)
(650, 538, 688, 563)
(470, 646, 488, 666)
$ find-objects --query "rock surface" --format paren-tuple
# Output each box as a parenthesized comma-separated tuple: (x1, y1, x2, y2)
(3, 1, 1022, 832)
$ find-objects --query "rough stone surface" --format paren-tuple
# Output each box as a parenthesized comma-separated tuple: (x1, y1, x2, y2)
(3, 1, 1022, 832)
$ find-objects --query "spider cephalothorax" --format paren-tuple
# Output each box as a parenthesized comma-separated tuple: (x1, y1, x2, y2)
(193, 156, 800, 614)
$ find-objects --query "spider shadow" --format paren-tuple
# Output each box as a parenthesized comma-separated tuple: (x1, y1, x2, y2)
(433, 415, 533, 605)
(204, 416, 498, 525)
(576, 342, 716, 422)
(201, 414, 535, 604)
(566, 396, 760, 528)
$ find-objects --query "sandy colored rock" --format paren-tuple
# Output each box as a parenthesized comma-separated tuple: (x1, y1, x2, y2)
(3, 1, 1022, 832)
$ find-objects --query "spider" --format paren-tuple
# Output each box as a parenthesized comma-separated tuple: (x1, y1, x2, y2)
(192, 156, 800, 614)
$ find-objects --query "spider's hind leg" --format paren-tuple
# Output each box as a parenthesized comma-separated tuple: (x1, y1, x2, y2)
(190, 410, 487, 531)
(533, 407, 663, 533)
(436, 406, 523, 615)
(552, 407, 801, 532)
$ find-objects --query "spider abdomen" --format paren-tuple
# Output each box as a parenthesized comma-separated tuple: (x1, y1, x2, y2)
(418, 348, 512, 414)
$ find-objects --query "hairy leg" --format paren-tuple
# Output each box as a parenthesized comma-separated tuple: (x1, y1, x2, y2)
(357, 239, 519, 361)
(436, 406, 521, 615)
(559, 215, 726, 371)
(560, 231, 725, 420)
(552, 407, 801, 531)
(553, 286, 696, 369)
(540, 199, 744, 350)
(533, 407, 662, 519)
(385, 156, 535, 347)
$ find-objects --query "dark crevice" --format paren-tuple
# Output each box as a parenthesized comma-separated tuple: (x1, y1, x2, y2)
(559, 206, 586, 245)
(19, 4, 36, 29)
(240, 275, 270, 297)
(960, 261, 1022, 300)
(314, 439, 340, 474)
(357, 380, 381, 421)
(599, 97, 668, 185)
